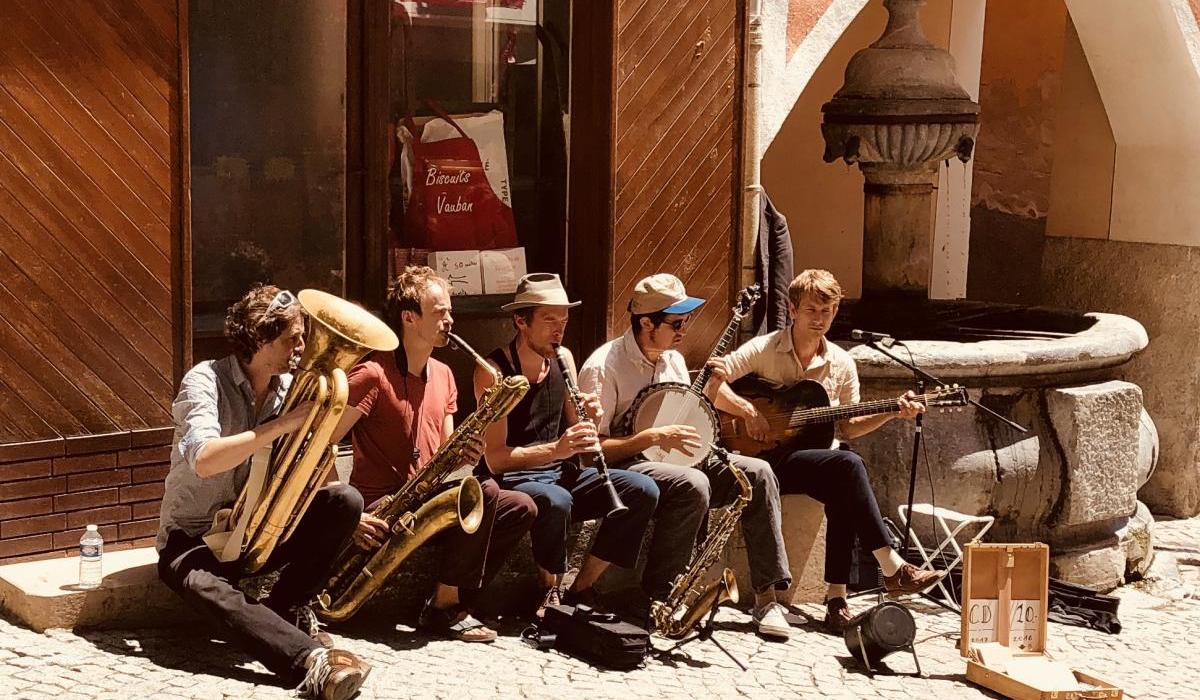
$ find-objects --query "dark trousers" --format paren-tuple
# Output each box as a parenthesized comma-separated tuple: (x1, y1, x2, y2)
(503, 467, 658, 574)
(157, 483, 363, 684)
(374, 478, 536, 604)
(774, 448, 891, 585)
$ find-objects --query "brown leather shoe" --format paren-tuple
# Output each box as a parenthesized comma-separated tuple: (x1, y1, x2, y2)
(298, 648, 370, 700)
(883, 563, 946, 596)
(824, 597, 852, 634)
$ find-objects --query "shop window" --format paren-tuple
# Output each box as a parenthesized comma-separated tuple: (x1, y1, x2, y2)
(188, 1, 348, 360)
(350, 0, 570, 312)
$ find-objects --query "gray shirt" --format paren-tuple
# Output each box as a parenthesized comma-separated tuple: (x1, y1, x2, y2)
(156, 355, 292, 551)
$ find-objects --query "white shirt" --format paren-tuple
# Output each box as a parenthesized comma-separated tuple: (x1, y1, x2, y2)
(577, 329, 689, 436)
(722, 327, 859, 407)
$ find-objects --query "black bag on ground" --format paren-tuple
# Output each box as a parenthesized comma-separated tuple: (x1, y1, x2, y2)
(531, 604, 649, 670)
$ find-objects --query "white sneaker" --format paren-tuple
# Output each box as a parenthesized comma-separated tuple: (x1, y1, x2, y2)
(754, 602, 791, 640)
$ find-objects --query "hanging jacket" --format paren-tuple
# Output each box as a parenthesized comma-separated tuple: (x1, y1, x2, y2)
(754, 189, 794, 335)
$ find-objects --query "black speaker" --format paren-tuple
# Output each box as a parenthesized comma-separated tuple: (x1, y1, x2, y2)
(843, 602, 916, 669)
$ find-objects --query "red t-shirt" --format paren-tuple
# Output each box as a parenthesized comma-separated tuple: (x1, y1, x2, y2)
(346, 350, 458, 506)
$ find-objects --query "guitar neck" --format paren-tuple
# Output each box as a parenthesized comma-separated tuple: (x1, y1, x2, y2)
(788, 393, 945, 427)
(691, 316, 743, 393)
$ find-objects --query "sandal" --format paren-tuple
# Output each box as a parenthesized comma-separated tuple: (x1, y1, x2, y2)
(536, 585, 562, 619)
(418, 602, 497, 643)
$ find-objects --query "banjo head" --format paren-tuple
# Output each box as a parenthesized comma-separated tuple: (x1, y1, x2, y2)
(630, 383, 718, 467)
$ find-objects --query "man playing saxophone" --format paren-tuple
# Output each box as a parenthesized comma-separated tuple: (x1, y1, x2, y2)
(577, 274, 795, 640)
(157, 284, 370, 700)
(474, 273, 659, 616)
(331, 266, 537, 643)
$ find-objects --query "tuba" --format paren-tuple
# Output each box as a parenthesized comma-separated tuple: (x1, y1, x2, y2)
(316, 332, 530, 622)
(650, 447, 751, 639)
(230, 289, 399, 574)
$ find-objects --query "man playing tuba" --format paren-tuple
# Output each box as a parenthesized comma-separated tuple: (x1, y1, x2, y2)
(156, 284, 370, 700)
(330, 266, 537, 643)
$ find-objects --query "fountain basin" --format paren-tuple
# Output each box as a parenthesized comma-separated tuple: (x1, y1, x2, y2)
(833, 301, 1157, 590)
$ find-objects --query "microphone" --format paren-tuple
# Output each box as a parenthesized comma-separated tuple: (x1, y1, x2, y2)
(850, 329, 898, 347)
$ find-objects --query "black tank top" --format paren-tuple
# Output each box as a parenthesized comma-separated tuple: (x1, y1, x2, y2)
(482, 339, 567, 481)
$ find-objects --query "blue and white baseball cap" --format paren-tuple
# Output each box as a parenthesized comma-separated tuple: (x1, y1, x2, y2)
(628, 273, 706, 315)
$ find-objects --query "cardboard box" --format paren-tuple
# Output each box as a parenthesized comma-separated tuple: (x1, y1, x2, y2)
(428, 250, 483, 296)
(480, 247, 526, 294)
(961, 543, 1123, 699)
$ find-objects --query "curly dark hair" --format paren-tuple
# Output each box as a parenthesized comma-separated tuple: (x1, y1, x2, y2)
(385, 265, 448, 332)
(224, 284, 305, 363)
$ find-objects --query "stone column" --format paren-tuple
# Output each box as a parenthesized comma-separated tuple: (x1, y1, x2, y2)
(820, 0, 979, 298)
(862, 163, 938, 296)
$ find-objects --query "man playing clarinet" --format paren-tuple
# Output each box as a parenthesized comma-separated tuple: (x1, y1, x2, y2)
(475, 273, 659, 616)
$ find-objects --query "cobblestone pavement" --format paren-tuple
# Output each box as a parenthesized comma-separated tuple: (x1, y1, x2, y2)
(3, 518, 1198, 700)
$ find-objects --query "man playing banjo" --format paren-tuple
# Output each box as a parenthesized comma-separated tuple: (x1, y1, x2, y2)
(578, 273, 795, 640)
(707, 269, 946, 634)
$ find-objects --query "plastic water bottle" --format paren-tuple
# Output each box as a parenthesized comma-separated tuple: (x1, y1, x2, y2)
(78, 525, 103, 589)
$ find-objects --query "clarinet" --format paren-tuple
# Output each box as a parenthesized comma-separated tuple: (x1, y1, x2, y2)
(553, 344, 628, 517)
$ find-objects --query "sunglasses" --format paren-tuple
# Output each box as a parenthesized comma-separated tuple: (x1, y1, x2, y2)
(657, 315, 692, 332)
(265, 290, 297, 317)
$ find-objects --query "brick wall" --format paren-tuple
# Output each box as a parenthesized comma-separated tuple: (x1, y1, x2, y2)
(0, 429, 172, 565)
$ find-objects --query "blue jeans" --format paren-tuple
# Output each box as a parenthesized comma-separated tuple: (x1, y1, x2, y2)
(502, 466, 658, 574)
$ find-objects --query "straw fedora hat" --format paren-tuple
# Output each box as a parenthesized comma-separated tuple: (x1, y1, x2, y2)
(500, 273, 582, 311)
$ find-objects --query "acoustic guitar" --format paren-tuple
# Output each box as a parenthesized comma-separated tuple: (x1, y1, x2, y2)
(719, 377, 969, 456)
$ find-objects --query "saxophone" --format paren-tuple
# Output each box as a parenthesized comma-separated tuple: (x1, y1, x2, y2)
(650, 447, 752, 639)
(316, 332, 530, 622)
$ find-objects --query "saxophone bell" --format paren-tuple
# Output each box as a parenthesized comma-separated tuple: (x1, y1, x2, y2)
(314, 332, 529, 622)
(650, 449, 751, 639)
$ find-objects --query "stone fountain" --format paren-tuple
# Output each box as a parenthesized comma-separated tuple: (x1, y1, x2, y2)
(819, 0, 1156, 589)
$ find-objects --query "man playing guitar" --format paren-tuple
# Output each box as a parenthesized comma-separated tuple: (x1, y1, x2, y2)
(708, 269, 946, 633)
(578, 273, 795, 640)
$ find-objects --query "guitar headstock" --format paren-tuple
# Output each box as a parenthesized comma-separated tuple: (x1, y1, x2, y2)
(928, 384, 969, 411)
(732, 284, 762, 320)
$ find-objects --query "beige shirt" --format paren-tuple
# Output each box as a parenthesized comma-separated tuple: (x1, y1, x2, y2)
(577, 329, 690, 436)
(722, 326, 860, 407)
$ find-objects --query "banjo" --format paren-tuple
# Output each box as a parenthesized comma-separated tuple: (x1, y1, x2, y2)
(621, 284, 761, 467)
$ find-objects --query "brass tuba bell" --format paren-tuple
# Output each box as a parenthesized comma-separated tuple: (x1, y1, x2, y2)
(232, 289, 398, 573)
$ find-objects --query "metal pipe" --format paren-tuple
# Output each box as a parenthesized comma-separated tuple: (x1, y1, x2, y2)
(739, 0, 765, 340)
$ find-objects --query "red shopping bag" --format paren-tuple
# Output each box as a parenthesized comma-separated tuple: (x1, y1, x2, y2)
(402, 113, 518, 251)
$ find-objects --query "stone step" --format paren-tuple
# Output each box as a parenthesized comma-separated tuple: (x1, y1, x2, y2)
(0, 547, 196, 632)
(0, 494, 830, 632)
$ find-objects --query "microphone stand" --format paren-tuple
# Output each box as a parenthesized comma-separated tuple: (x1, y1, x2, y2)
(855, 339, 1027, 605)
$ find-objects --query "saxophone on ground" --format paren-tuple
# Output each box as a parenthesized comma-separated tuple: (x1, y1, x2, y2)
(650, 447, 752, 639)
(316, 332, 530, 622)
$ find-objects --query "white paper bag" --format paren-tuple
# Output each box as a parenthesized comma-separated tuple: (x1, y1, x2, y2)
(399, 110, 512, 215)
